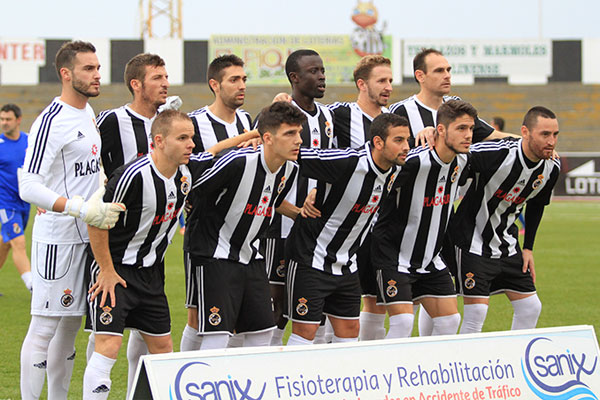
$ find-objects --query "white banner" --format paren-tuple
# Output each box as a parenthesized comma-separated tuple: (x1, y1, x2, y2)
(403, 39, 552, 85)
(132, 325, 600, 400)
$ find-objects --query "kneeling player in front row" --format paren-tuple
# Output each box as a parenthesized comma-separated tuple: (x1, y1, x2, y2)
(82, 110, 257, 399)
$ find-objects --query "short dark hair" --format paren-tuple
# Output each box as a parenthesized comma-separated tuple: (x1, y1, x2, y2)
(151, 109, 191, 141)
(369, 113, 409, 146)
(285, 49, 320, 85)
(0, 103, 22, 119)
(436, 100, 478, 128)
(124, 53, 166, 95)
(257, 101, 306, 138)
(413, 48, 443, 83)
(522, 106, 557, 130)
(492, 116, 505, 131)
(353, 55, 391, 87)
(55, 41, 96, 80)
(207, 54, 244, 94)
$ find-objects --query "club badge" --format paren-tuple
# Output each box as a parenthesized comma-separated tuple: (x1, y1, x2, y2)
(180, 176, 190, 195)
(276, 260, 286, 278)
(464, 272, 476, 290)
(387, 173, 397, 193)
(100, 306, 113, 325)
(209, 306, 222, 326)
(277, 176, 286, 194)
(13, 223, 21, 234)
(532, 174, 544, 190)
(325, 121, 333, 138)
(386, 279, 398, 297)
(61, 288, 74, 307)
(296, 297, 308, 316)
(451, 166, 460, 183)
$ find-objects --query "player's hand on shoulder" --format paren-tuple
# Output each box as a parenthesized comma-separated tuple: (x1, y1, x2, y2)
(415, 126, 436, 150)
(273, 92, 292, 103)
(65, 186, 126, 229)
(521, 249, 536, 283)
(237, 136, 262, 150)
(300, 188, 321, 219)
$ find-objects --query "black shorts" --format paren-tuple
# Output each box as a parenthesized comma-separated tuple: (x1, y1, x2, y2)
(184, 251, 197, 308)
(357, 233, 378, 297)
(193, 257, 275, 335)
(375, 267, 456, 305)
(86, 258, 170, 336)
(456, 247, 536, 297)
(284, 259, 361, 324)
(260, 237, 287, 285)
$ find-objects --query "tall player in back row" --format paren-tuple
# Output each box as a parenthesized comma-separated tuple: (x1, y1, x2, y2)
(18, 41, 125, 400)
(452, 106, 560, 334)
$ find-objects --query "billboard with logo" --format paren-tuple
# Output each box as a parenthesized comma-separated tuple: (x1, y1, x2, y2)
(131, 325, 600, 400)
(555, 153, 600, 197)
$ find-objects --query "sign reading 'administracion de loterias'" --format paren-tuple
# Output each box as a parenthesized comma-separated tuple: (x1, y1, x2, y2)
(131, 325, 600, 400)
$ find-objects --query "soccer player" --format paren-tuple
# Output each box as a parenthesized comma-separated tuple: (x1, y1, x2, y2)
(82, 110, 256, 398)
(0, 103, 32, 292)
(18, 41, 125, 400)
(187, 101, 303, 350)
(284, 112, 410, 346)
(371, 100, 477, 339)
(328, 55, 393, 340)
(182, 54, 253, 352)
(90, 52, 171, 397)
(452, 106, 560, 334)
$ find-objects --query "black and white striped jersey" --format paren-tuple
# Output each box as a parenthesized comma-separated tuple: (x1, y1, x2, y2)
(103, 152, 213, 267)
(187, 146, 298, 264)
(97, 105, 155, 178)
(328, 101, 388, 149)
(389, 95, 494, 146)
(371, 147, 470, 274)
(188, 106, 252, 152)
(450, 139, 560, 258)
(23, 98, 101, 244)
(286, 143, 398, 275)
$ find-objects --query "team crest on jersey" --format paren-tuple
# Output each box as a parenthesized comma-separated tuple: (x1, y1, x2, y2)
(325, 121, 333, 138)
(277, 176, 286, 194)
(60, 288, 74, 307)
(386, 279, 398, 297)
(13, 223, 21, 234)
(464, 272, 476, 290)
(451, 166, 460, 183)
(532, 174, 544, 189)
(180, 176, 190, 195)
(296, 297, 309, 316)
(387, 173, 397, 193)
(100, 306, 113, 325)
(209, 306, 222, 326)
(276, 259, 286, 278)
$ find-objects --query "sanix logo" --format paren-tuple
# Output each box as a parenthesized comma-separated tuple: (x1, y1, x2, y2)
(170, 361, 267, 400)
(522, 337, 598, 399)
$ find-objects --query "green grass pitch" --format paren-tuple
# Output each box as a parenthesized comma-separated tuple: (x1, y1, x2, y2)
(0, 200, 598, 398)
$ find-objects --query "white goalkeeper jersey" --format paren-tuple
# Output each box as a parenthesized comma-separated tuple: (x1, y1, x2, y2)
(23, 98, 102, 244)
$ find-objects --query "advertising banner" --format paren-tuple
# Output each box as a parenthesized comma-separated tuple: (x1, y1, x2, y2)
(131, 325, 600, 400)
(555, 152, 600, 197)
(0, 38, 46, 84)
(403, 39, 552, 84)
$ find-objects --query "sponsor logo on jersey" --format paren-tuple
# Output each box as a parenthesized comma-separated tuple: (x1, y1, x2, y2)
(168, 191, 176, 200)
(464, 272, 476, 289)
(60, 288, 74, 307)
(77, 131, 85, 140)
(296, 297, 308, 316)
(439, 175, 446, 183)
(532, 174, 544, 189)
(100, 306, 113, 325)
(493, 188, 526, 205)
(423, 193, 450, 208)
(518, 179, 526, 185)
(312, 138, 320, 147)
(74, 157, 101, 177)
(386, 279, 398, 297)
(91, 144, 98, 155)
(264, 185, 272, 193)
(261, 195, 269, 204)
(374, 185, 382, 192)
(243, 203, 272, 217)
(351, 203, 379, 214)
(153, 206, 182, 225)
(209, 306, 221, 326)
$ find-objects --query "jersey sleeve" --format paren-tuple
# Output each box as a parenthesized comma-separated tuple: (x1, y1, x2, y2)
(297, 147, 358, 183)
(473, 117, 495, 143)
(190, 115, 206, 153)
(103, 164, 141, 211)
(98, 111, 123, 178)
(187, 152, 215, 180)
(527, 160, 561, 206)
(192, 149, 247, 194)
(329, 103, 351, 149)
(23, 108, 65, 177)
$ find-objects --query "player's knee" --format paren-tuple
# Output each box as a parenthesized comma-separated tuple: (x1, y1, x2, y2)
(94, 334, 123, 359)
(512, 294, 542, 318)
(147, 336, 173, 354)
(28, 316, 60, 343)
(292, 322, 319, 341)
(333, 320, 359, 338)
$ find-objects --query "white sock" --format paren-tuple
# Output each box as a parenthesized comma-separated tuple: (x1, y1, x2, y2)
(180, 324, 203, 352)
(418, 304, 434, 336)
(460, 304, 489, 334)
(227, 333, 244, 348)
(21, 271, 32, 291)
(431, 313, 461, 336)
(324, 318, 334, 343)
(313, 325, 327, 344)
(359, 312, 386, 341)
(385, 313, 414, 339)
(83, 352, 116, 400)
(47, 316, 81, 399)
(270, 328, 285, 346)
(86, 333, 96, 362)
(126, 330, 148, 399)
(244, 330, 273, 347)
(200, 334, 230, 350)
(511, 295, 542, 330)
(286, 333, 313, 346)
(332, 335, 358, 343)
(20, 315, 59, 400)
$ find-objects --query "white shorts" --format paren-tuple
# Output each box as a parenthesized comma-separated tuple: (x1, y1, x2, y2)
(31, 241, 89, 316)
